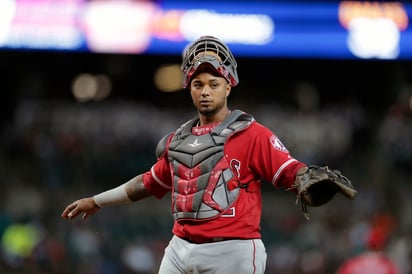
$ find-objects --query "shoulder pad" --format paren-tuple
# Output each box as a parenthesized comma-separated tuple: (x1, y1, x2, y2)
(156, 132, 173, 159)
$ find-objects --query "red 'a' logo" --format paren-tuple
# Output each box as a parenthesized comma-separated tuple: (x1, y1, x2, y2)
(270, 135, 289, 153)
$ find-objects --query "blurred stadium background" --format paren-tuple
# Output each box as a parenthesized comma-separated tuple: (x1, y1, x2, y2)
(0, 0, 412, 273)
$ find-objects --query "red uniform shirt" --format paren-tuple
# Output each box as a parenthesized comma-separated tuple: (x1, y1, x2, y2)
(142, 120, 305, 240)
(336, 252, 399, 274)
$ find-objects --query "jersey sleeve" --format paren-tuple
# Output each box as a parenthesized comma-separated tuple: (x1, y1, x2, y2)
(142, 157, 172, 199)
(142, 134, 174, 199)
(245, 123, 306, 189)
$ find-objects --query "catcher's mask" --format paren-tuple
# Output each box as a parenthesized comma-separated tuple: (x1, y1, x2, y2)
(181, 35, 239, 89)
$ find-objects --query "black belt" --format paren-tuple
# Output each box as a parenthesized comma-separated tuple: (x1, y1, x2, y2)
(180, 236, 240, 244)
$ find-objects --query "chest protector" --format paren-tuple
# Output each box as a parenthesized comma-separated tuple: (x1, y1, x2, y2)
(167, 110, 254, 220)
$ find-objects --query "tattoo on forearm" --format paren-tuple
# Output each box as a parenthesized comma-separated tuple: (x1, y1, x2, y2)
(126, 175, 150, 201)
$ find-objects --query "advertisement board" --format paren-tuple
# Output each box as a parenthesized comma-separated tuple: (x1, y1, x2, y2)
(0, 0, 410, 60)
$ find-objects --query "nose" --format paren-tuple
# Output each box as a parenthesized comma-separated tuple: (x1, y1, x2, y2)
(200, 86, 211, 96)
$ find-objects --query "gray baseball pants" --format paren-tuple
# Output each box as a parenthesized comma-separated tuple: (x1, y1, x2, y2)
(158, 235, 267, 274)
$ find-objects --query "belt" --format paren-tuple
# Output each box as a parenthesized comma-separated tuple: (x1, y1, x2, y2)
(180, 236, 239, 244)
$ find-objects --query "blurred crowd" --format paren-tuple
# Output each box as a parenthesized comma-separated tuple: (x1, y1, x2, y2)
(1, 86, 412, 273)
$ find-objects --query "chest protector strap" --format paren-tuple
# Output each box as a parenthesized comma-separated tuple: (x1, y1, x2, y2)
(167, 110, 254, 220)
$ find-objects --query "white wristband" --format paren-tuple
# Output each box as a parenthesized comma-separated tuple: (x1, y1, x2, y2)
(93, 183, 131, 207)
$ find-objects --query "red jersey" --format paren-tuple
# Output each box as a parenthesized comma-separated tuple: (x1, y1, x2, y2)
(336, 252, 399, 274)
(142, 120, 305, 240)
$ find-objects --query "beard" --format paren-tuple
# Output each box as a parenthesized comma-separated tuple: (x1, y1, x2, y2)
(198, 107, 218, 117)
(197, 99, 226, 117)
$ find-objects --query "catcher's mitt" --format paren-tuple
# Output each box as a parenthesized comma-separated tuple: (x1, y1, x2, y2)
(293, 165, 358, 219)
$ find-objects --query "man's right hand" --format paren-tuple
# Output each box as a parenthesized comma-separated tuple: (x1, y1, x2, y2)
(61, 197, 100, 220)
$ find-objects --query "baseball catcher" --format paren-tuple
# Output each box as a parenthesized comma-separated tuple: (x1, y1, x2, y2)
(292, 165, 358, 219)
(62, 35, 359, 274)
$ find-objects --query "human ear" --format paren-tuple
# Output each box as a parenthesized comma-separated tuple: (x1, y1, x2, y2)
(226, 84, 232, 97)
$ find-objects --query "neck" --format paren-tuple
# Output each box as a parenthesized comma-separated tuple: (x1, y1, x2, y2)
(199, 108, 231, 126)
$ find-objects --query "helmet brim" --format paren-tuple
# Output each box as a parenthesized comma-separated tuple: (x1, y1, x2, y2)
(184, 54, 230, 85)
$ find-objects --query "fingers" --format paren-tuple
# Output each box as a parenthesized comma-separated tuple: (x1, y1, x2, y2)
(61, 201, 80, 220)
(61, 196, 102, 222)
(61, 198, 100, 220)
(82, 213, 89, 220)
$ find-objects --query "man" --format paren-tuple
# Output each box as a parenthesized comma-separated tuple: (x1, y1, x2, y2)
(336, 214, 399, 274)
(62, 35, 356, 274)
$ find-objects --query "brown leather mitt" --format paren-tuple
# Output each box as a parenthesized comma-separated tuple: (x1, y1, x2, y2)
(294, 165, 358, 219)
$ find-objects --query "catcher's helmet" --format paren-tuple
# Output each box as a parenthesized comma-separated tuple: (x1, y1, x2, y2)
(181, 35, 239, 88)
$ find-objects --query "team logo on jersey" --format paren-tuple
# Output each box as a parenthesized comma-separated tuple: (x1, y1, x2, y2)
(230, 159, 241, 178)
(270, 135, 289, 153)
